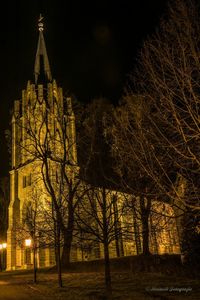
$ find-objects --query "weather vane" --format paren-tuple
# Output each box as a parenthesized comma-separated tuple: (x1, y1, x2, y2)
(38, 14, 44, 32)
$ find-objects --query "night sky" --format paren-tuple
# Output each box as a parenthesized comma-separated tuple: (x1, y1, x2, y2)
(0, 0, 168, 176)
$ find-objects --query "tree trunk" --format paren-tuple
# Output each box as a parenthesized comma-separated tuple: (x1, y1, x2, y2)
(133, 220, 142, 255)
(132, 204, 142, 255)
(61, 229, 73, 267)
(115, 234, 120, 257)
(113, 196, 120, 257)
(102, 187, 112, 298)
(104, 241, 112, 298)
(61, 202, 74, 267)
(56, 228, 63, 288)
(0, 252, 2, 271)
(140, 197, 151, 255)
(142, 214, 150, 255)
(33, 244, 37, 283)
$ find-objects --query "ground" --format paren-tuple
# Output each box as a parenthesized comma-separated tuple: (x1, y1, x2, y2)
(0, 269, 199, 300)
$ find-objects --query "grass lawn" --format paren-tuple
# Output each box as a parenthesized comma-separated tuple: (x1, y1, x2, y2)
(0, 269, 199, 299)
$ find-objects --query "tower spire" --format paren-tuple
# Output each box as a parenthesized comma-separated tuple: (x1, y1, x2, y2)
(34, 14, 52, 84)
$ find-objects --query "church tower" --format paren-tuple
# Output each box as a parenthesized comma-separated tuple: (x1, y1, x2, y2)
(7, 16, 77, 270)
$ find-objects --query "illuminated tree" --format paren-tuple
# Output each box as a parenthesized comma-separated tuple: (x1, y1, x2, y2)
(107, 96, 162, 255)
(132, 0, 200, 204)
(125, 0, 200, 262)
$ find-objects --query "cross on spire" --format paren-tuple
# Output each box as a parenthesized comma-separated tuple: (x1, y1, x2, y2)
(38, 14, 44, 32)
(34, 14, 52, 84)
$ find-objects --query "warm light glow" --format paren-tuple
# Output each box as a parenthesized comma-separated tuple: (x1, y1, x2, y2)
(25, 239, 32, 247)
(0, 244, 2, 250)
(2, 243, 7, 249)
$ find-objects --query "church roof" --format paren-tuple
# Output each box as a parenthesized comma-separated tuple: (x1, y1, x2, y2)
(34, 14, 52, 84)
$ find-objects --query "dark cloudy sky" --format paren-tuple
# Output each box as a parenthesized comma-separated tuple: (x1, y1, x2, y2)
(0, 0, 168, 176)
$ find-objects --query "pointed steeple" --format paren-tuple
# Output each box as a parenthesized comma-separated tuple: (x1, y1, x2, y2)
(34, 14, 52, 84)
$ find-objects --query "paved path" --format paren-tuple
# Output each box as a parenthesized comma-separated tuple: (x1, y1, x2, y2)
(0, 277, 48, 300)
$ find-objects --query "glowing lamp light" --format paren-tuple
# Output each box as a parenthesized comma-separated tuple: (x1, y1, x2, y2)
(25, 239, 32, 247)
(0, 244, 2, 250)
(2, 243, 7, 249)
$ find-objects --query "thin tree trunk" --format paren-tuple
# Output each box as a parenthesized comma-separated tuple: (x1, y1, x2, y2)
(115, 234, 120, 257)
(150, 214, 158, 254)
(113, 195, 120, 257)
(61, 202, 74, 267)
(132, 203, 142, 255)
(61, 230, 73, 267)
(140, 197, 151, 255)
(102, 187, 112, 298)
(57, 242, 62, 287)
(56, 221, 63, 288)
(51, 197, 63, 287)
(33, 244, 37, 283)
(0, 252, 2, 271)
(104, 243, 112, 297)
(104, 240, 112, 298)
(142, 214, 150, 255)
(133, 220, 142, 255)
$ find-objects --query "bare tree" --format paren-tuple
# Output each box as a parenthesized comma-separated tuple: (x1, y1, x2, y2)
(107, 96, 166, 255)
(123, 0, 200, 263)
(13, 82, 86, 273)
(75, 186, 125, 298)
(132, 0, 200, 209)
(76, 98, 126, 297)
(123, 194, 180, 256)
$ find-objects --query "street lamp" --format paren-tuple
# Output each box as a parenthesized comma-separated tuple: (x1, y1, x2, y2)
(25, 239, 32, 266)
(25, 239, 32, 247)
(2, 243, 7, 249)
(0, 244, 2, 271)
(0, 242, 7, 270)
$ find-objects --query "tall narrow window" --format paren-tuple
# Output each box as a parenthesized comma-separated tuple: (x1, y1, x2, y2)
(22, 174, 31, 188)
(23, 176, 26, 188)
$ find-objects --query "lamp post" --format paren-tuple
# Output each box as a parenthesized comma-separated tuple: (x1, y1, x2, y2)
(25, 239, 32, 267)
(0, 244, 2, 271)
(25, 238, 37, 283)
(0, 242, 7, 270)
